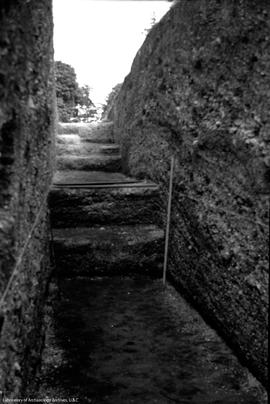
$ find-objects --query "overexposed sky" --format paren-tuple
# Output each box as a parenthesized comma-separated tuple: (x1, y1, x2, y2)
(53, 0, 171, 105)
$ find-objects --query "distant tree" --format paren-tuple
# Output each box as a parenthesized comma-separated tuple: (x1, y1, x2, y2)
(55, 61, 95, 122)
(55, 61, 79, 122)
(76, 85, 97, 121)
(76, 85, 95, 109)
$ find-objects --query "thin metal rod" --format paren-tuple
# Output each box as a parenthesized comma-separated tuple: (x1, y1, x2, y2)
(163, 155, 175, 286)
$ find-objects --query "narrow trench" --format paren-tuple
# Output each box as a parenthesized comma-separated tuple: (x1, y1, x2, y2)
(29, 122, 267, 403)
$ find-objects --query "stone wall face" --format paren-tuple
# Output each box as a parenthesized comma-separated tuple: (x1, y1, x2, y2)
(113, 0, 269, 387)
(0, 0, 55, 396)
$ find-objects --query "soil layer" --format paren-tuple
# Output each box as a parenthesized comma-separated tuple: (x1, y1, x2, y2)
(31, 276, 266, 404)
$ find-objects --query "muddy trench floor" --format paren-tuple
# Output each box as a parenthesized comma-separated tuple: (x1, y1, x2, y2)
(30, 275, 267, 404)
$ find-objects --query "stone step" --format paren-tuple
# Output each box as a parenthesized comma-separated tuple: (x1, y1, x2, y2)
(52, 225, 164, 277)
(56, 142, 120, 156)
(79, 131, 114, 144)
(50, 171, 160, 227)
(56, 154, 121, 171)
(79, 121, 114, 143)
(58, 121, 114, 143)
(57, 134, 81, 144)
(57, 123, 81, 134)
(53, 170, 136, 184)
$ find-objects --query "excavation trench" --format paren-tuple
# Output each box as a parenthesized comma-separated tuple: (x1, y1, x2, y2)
(28, 122, 267, 403)
(0, 1, 268, 398)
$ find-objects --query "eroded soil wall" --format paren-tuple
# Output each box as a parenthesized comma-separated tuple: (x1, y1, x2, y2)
(113, 0, 269, 387)
(0, 0, 55, 396)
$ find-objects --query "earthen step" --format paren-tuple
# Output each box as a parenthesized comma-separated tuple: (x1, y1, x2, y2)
(79, 133, 114, 144)
(57, 123, 81, 134)
(57, 121, 114, 143)
(50, 171, 160, 227)
(57, 134, 81, 144)
(53, 225, 164, 277)
(78, 121, 114, 143)
(51, 170, 160, 226)
(56, 154, 121, 171)
(56, 142, 120, 156)
(53, 170, 136, 184)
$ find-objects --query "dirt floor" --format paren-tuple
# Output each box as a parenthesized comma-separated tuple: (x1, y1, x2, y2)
(30, 276, 267, 404)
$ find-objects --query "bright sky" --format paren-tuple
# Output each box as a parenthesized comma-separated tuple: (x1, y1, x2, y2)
(53, 0, 171, 105)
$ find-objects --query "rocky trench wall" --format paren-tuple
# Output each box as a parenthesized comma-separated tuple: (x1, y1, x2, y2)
(0, 0, 55, 396)
(113, 0, 269, 388)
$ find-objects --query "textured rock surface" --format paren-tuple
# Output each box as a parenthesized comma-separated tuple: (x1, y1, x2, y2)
(113, 0, 269, 387)
(0, 0, 55, 396)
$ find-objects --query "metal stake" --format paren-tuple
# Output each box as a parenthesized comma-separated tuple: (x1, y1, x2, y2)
(163, 155, 175, 285)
